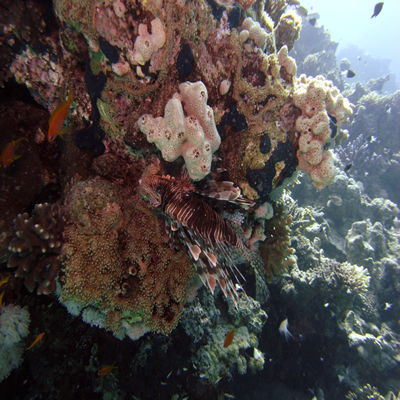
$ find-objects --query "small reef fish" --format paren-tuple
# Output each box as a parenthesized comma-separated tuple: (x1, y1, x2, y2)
(308, 18, 317, 26)
(27, 332, 45, 350)
(0, 276, 10, 289)
(0, 138, 28, 168)
(371, 2, 384, 18)
(338, 365, 351, 383)
(224, 394, 235, 399)
(48, 90, 74, 142)
(279, 318, 294, 342)
(253, 348, 264, 361)
(98, 361, 117, 376)
(224, 328, 236, 348)
(307, 12, 319, 26)
(328, 114, 337, 138)
(384, 302, 392, 310)
(344, 163, 353, 172)
(346, 70, 356, 78)
(327, 195, 343, 207)
(367, 135, 378, 143)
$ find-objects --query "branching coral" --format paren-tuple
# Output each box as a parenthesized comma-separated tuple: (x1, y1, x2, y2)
(282, 256, 371, 320)
(8, 203, 64, 295)
(334, 134, 382, 172)
(322, 261, 370, 294)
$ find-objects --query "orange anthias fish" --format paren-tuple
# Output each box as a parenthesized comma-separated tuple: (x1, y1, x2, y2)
(98, 361, 118, 376)
(0, 276, 10, 290)
(48, 90, 74, 142)
(224, 328, 236, 348)
(0, 138, 28, 168)
(27, 332, 45, 350)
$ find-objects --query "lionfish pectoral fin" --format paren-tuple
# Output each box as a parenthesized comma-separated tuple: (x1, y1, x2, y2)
(219, 278, 228, 297)
(189, 244, 201, 261)
(205, 251, 217, 267)
(207, 275, 217, 294)
(198, 270, 208, 288)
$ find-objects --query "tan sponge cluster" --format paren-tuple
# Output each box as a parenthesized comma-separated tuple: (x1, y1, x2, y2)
(293, 75, 353, 189)
(138, 81, 221, 181)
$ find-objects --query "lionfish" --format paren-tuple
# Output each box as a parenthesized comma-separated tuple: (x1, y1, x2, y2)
(139, 168, 255, 306)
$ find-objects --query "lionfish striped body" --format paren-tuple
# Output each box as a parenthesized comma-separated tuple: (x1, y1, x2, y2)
(140, 170, 254, 305)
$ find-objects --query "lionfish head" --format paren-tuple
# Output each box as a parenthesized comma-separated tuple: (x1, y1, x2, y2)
(139, 174, 163, 207)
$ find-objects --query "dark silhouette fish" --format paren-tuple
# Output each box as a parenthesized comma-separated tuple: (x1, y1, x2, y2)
(371, 2, 383, 18)
(344, 163, 352, 172)
(346, 69, 356, 78)
(309, 18, 317, 26)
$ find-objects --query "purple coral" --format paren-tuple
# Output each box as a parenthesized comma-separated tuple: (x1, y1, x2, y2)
(8, 203, 64, 295)
(334, 134, 387, 174)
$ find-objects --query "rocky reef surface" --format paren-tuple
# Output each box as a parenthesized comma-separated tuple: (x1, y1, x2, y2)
(0, 1, 399, 399)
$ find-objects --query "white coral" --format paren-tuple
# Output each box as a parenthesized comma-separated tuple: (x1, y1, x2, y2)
(0, 305, 30, 382)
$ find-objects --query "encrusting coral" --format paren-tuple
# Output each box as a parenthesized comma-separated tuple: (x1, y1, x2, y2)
(59, 176, 196, 338)
(7, 203, 64, 295)
(256, 203, 296, 282)
(181, 287, 267, 384)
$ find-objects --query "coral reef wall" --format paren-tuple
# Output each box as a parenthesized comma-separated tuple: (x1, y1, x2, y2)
(4, 1, 394, 399)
